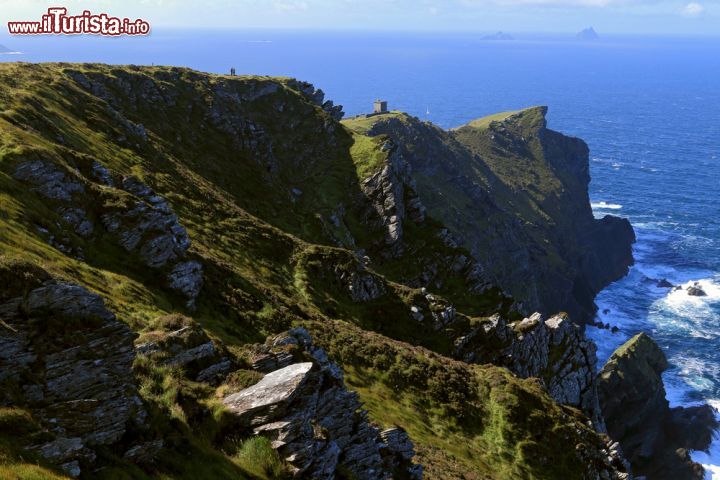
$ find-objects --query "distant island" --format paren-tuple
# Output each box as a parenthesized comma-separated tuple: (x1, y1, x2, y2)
(577, 27, 600, 40)
(482, 31, 514, 41)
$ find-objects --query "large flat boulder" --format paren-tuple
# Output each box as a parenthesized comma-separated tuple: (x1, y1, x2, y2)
(223, 362, 313, 425)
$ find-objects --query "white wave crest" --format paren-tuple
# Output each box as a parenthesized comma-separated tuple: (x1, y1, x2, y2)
(591, 201, 623, 210)
(665, 279, 720, 308)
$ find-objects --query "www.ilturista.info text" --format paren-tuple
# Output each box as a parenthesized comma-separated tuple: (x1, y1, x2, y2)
(8, 8, 150, 36)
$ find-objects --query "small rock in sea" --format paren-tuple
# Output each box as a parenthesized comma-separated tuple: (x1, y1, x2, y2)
(611, 326, 619, 333)
(687, 283, 707, 297)
(603, 309, 611, 315)
(657, 278, 674, 288)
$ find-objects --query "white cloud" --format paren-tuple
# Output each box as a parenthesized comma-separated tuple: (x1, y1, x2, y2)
(682, 2, 705, 16)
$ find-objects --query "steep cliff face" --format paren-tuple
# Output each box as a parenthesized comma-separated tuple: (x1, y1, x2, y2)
(598, 334, 718, 480)
(344, 108, 635, 323)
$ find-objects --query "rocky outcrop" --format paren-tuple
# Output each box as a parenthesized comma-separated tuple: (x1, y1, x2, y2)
(0, 269, 145, 477)
(360, 140, 427, 257)
(334, 261, 387, 303)
(285, 80, 345, 121)
(686, 282, 708, 297)
(12, 160, 203, 308)
(224, 328, 422, 479)
(454, 312, 604, 426)
(135, 316, 233, 384)
(598, 333, 718, 480)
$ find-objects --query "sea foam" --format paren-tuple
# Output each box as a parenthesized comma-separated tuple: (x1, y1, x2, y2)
(591, 201, 623, 210)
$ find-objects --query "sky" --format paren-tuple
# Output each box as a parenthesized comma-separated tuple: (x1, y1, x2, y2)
(0, 0, 718, 35)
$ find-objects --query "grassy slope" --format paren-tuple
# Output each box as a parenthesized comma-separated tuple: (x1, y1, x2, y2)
(307, 320, 612, 480)
(0, 63, 607, 479)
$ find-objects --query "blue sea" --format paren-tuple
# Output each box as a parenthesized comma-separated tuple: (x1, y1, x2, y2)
(3, 29, 720, 476)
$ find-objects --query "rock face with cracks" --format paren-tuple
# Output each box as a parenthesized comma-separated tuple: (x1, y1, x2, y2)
(12, 159, 203, 308)
(223, 328, 422, 479)
(0, 271, 145, 477)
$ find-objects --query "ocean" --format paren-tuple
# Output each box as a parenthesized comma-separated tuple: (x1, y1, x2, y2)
(3, 29, 720, 476)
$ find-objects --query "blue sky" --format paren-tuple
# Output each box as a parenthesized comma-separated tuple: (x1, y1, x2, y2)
(0, 0, 718, 35)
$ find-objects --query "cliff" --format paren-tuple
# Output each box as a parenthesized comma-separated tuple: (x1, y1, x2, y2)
(0, 62, 661, 479)
(598, 334, 718, 480)
(344, 108, 635, 323)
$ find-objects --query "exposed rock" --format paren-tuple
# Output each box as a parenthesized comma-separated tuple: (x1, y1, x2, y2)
(224, 362, 314, 426)
(598, 333, 718, 480)
(13, 160, 84, 201)
(455, 312, 604, 426)
(27, 437, 94, 466)
(286, 80, 344, 120)
(359, 108, 635, 324)
(657, 278, 674, 288)
(360, 141, 426, 256)
(0, 274, 144, 476)
(104, 175, 203, 304)
(251, 350, 295, 373)
(223, 328, 421, 479)
(380, 427, 423, 478)
(12, 160, 203, 307)
(687, 283, 707, 297)
(340, 267, 386, 303)
(102, 200, 189, 267)
(135, 319, 232, 385)
(91, 161, 114, 186)
(167, 260, 204, 307)
(123, 439, 164, 464)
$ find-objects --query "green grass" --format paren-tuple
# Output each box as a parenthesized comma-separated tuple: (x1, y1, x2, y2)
(233, 437, 289, 479)
(341, 111, 407, 134)
(349, 132, 389, 178)
(306, 320, 611, 480)
(0, 408, 70, 480)
(464, 109, 527, 130)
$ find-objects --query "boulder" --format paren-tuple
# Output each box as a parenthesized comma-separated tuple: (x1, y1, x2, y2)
(687, 283, 707, 297)
(223, 362, 314, 426)
(222, 329, 421, 479)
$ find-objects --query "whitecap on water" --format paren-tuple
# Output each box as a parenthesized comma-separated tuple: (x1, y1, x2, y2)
(663, 279, 720, 310)
(591, 201, 623, 210)
(691, 411, 720, 480)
